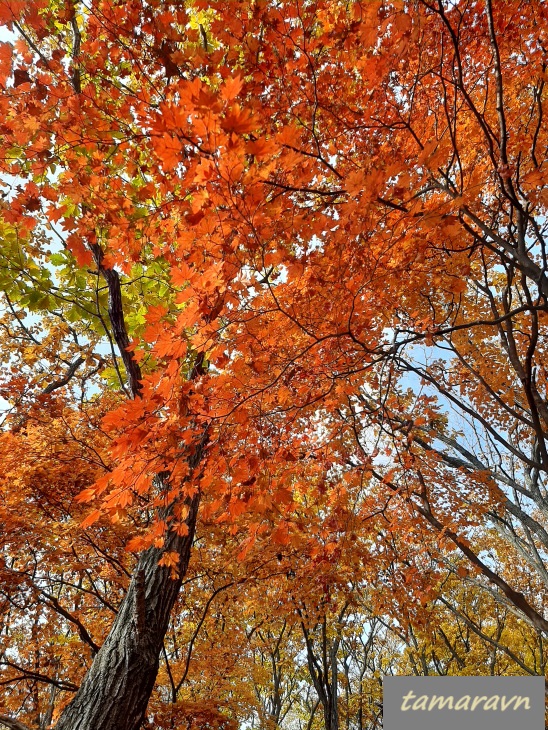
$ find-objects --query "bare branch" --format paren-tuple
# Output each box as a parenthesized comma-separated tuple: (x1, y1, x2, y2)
(42, 356, 85, 394)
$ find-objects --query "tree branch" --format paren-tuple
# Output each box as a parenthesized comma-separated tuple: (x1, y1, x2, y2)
(0, 715, 32, 730)
(42, 356, 85, 394)
(89, 244, 142, 398)
(40, 591, 100, 654)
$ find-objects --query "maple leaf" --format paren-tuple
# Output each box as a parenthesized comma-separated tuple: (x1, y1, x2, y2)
(220, 75, 243, 102)
(80, 508, 102, 528)
(152, 133, 183, 172)
(158, 551, 180, 570)
(221, 105, 258, 135)
(66, 233, 93, 267)
(23, 195, 41, 212)
(0, 41, 12, 86)
(13, 68, 31, 87)
(272, 523, 290, 546)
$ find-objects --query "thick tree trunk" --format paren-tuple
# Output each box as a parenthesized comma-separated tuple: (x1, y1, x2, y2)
(47, 244, 208, 730)
(53, 488, 200, 730)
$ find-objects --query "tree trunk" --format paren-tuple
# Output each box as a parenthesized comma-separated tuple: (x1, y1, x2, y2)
(50, 244, 207, 730)
(300, 619, 340, 730)
(53, 488, 200, 730)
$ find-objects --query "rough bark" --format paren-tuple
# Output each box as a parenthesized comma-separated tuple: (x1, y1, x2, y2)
(47, 245, 208, 729)
(54, 485, 201, 730)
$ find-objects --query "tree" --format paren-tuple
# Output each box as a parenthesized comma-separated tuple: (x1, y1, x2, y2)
(1, 0, 548, 727)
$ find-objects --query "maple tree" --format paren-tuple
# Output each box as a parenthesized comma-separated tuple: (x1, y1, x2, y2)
(0, 0, 548, 727)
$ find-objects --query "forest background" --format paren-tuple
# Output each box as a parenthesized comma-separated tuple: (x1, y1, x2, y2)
(0, 0, 547, 729)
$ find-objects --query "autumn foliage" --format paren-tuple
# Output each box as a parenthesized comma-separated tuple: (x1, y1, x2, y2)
(0, 0, 547, 728)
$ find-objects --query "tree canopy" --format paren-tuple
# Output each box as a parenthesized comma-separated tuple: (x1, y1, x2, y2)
(0, 0, 547, 728)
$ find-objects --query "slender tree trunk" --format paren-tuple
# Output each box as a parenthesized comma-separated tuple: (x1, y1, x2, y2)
(326, 642, 339, 730)
(53, 488, 201, 730)
(300, 620, 340, 730)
